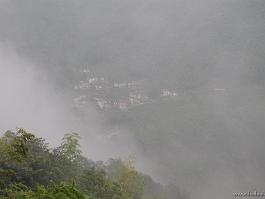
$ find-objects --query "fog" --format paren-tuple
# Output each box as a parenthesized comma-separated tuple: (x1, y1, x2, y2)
(0, 0, 265, 198)
(0, 44, 142, 162)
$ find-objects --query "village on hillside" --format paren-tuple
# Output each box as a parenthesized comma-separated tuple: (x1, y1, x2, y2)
(73, 68, 178, 111)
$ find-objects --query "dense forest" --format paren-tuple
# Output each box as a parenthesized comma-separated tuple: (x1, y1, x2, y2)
(0, 128, 189, 199)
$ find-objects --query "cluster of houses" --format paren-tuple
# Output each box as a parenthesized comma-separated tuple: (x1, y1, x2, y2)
(93, 97, 130, 111)
(74, 76, 143, 91)
(73, 68, 178, 111)
(161, 89, 178, 97)
(92, 90, 150, 111)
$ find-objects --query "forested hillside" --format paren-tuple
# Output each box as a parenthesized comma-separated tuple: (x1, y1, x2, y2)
(0, 128, 188, 199)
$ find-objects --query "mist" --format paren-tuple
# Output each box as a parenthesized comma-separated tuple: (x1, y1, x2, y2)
(1, 0, 265, 198)
(0, 44, 143, 162)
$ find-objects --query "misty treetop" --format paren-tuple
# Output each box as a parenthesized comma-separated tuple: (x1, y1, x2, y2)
(0, 128, 188, 199)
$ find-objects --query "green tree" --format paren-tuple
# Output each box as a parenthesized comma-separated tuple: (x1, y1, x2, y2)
(0, 128, 187, 199)
(78, 167, 124, 199)
(0, 129, 35, 162)
(52, 133, 83, 182)
(113, 157, 144, 199)
(55, 133, 81, 162)
(0, 129, 35, 189)
(2, 182, 88, 199)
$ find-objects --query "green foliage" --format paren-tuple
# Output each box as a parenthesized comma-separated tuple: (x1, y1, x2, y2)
(113, 157, 144, 199)
(0, 128, 188, 199)
(78, 168, 124, 199)
(55, 133, 82, 162)
(0, 129, 35, 163)
(1, 182, 88, 199)
(1, 183, 34, 199)
(12, 129, 35, 158)
(0, 129, 36, 189)
(52, 133, 83, 182)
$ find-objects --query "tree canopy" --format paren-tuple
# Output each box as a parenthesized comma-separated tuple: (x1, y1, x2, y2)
(0, 128, 189, 199)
